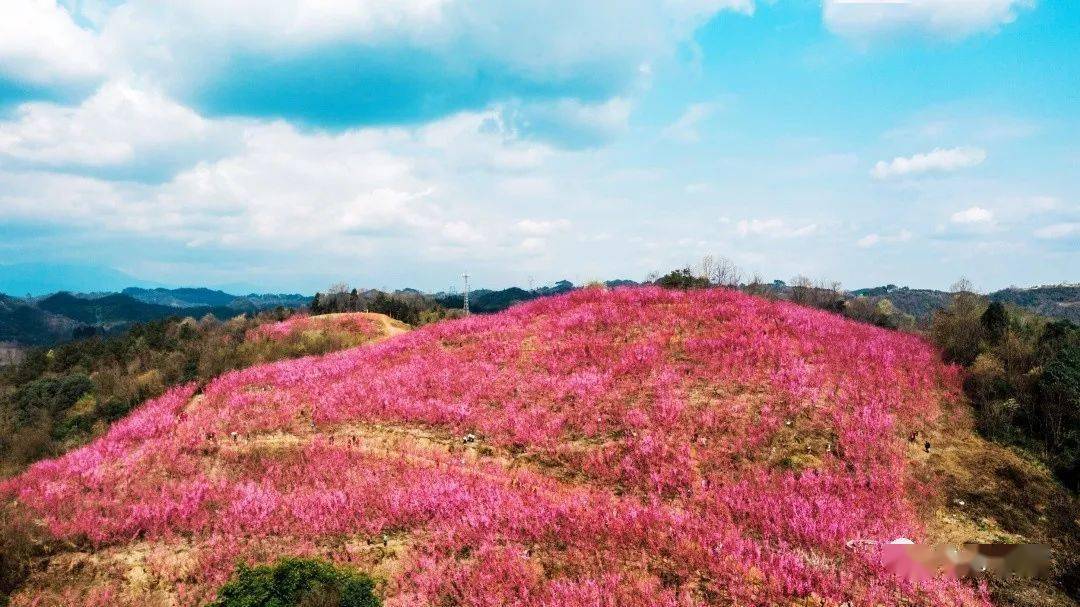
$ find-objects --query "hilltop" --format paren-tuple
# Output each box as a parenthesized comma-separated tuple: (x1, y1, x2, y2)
(4, 287, 1074, 606)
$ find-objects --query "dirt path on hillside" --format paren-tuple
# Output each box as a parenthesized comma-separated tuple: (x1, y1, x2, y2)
(229, 423, 517, 475)
(357, 312, 410, 338)
(219, 421, 589, 489)
(375, 316, 410, 337)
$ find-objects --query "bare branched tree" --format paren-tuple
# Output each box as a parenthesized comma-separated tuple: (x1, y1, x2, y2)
(951, 277, 976, 294)
(715, 257, 742, 287)
(698, 255, 717, 283)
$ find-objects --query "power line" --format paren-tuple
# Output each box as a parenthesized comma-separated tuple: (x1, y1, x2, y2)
(462, 272, 470, 315)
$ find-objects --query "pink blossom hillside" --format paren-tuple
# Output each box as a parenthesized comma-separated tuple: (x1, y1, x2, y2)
(2, 286, 986, 606)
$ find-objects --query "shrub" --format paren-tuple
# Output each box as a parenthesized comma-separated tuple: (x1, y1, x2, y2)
(654, 268, 709, 290)
(1039, 345, 1080, 488)
(12, 374, 93, 425)
(210, 558, 380, 607)
(931, 288, 985, 365)
(980, 301, 1008, 344)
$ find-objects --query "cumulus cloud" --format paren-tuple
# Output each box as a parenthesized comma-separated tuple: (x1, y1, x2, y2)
(736, 218, 818, 238)
(1, 120, 422, 251)
(0, 0, 103, 90)
(420, 111, 555, 172)
(83, 0, 751, 127)
(871, 146, 986, 179)
(0, 104, 583, 262)
(950, 206, 994, 225)
(823, 0, 1033, 40)
(0, 82, 223, 179)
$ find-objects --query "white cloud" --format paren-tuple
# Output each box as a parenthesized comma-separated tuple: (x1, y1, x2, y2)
(950, 206, 994, 225)
(0, 0, 103, 88)
(823, 0, 1033, 40)
(0, 104, 583, 262)
(1, 119, 431, 251)
(90, 0, 752, 126)
(736, 218, 818, 238)
(857, 233, 880, 248)
(662, 102, 718, 143)
(441, 221, 485, 244)
(1034, 223, 1079, 240)
(0, 81, 217, 169)
(871, 146, 986, 179)
(857, 229, 912, 247)
(420, 111, 554, 172)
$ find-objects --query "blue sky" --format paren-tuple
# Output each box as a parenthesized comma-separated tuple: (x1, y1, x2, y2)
(0, 0, 1076, 294)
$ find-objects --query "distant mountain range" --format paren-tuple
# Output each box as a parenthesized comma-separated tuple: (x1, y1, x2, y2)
(1, 281, 1076, 347)
(433, 280, 579, 312)
(850, 284, 1080, 324)
(0, 288, 312, 346)
(120, 287, 310, 310)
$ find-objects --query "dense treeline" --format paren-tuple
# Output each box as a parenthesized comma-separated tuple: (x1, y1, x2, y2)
(932, 284, 1080, 489)
(311, 285, 461, 326)
(0, 307, 381, 477)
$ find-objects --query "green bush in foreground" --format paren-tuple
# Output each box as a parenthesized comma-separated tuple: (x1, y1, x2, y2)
(210, 557, 381, 607)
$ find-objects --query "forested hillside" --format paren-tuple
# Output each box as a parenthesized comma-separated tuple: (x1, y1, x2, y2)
(0, 311, 403, 478)
(990, 285, 1080, 323)
(0, 290, 311, 346)
(0, 295, 78, 346)
(849, 284, 1080, 324)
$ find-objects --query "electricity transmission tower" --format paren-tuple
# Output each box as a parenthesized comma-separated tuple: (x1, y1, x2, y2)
(462, 272, 470, 315)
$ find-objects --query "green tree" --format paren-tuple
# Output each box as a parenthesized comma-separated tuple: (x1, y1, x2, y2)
(931, 282, 986, 365)
(981, 301, 1009, 344)
(655, 268, 710, 290)
(12, 374, 93, 426)
(1039, 345, 1080, 488)
(210, 557, 381, 607)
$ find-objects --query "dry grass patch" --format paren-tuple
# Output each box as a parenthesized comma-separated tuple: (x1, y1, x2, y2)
(910, 400, 1080, 607)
